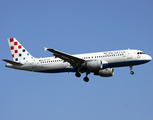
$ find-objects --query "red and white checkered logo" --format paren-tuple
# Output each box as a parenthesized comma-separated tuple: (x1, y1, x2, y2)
(8, 38, 33, 63)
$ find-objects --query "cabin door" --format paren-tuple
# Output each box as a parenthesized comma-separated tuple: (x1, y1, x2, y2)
(127, 51, 132, 59)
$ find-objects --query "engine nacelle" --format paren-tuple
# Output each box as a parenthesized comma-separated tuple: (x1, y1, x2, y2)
(94, 68, 114, 77)
(86, 60, 102, 71)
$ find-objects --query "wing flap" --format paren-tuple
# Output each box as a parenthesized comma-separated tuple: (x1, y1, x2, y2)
(46, 48, 85, 68)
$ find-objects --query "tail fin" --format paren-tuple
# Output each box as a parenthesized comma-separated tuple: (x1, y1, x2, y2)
(7, 38, 35, 63)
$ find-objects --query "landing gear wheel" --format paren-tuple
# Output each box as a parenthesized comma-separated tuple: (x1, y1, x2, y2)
(130, 66, 134, 75)
(84, 77, 89, 82)
(130, 71, 134, 75)
(75, 72, 81, 77)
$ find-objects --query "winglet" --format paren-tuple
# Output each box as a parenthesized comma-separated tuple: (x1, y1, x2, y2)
(44, 47, 48, 51)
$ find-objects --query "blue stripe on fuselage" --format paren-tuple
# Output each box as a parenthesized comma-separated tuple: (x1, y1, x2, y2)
(37, 60, 150, 73)
(103, 60, 150, 68)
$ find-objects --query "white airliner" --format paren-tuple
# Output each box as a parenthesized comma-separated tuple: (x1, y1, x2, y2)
(2, 38, 152, 82)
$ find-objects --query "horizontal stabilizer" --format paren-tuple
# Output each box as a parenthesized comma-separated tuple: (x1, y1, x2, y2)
(2, 59, 23, 66)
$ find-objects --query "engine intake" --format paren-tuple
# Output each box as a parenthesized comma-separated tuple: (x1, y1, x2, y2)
(94, 68, 114, 77)
(86, 60, 102, 71)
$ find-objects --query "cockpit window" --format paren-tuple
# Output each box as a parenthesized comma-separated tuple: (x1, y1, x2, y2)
(137, 52, 145, 54)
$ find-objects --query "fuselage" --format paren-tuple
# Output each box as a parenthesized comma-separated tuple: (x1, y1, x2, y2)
(6, 49, 152, 73)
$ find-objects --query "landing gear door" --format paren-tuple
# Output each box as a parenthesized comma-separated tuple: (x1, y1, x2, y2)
(127, 50, 132, 59)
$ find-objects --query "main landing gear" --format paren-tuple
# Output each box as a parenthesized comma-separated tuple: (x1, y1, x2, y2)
(83, 77, 89, 82)
(130, 66, 134, 75)
(84, 72, 90, 82)
(75, 72, 90, 82)
(75, 72, 81, 77)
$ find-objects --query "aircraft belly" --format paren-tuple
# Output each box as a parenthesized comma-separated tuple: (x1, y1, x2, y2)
(103, 59, 150, 68)
(36, 62, 75, 73)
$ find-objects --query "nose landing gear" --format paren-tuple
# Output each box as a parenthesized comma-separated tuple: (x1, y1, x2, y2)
(130, 71, 134, 75)
(130, 66, 134, 75)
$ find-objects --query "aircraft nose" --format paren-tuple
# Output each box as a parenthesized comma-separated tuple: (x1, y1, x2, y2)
(147, 55, 152, 61)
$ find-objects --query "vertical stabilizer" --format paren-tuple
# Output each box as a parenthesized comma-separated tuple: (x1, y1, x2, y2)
(7, 38, 35, 63)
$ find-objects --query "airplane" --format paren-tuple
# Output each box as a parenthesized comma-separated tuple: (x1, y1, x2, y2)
(2, 38, 152, 82)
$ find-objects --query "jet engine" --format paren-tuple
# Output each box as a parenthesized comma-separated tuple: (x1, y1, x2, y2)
(94, 68, 114, 77)
(86, 60, 102, 71)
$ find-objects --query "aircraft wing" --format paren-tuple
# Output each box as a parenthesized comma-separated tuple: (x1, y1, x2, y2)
(45, 48, 85, 68)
